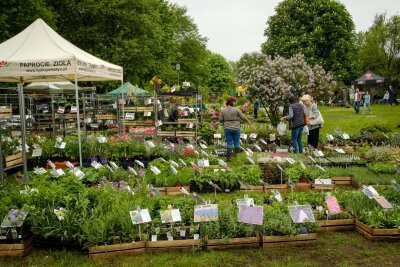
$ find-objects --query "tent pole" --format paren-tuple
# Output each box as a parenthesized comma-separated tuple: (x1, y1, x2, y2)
(75, 72, 83, 167)
(18, 82, 28, 183)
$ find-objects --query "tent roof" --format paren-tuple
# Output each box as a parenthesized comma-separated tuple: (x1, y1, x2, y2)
(354, 71, 385, 85)
(108, 82, 150, 96)
(0, 18, 123, 83)
(24, 82, 95, 94)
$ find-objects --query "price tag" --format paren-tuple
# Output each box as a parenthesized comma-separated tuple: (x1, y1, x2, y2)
(70, 106, 78, 113)
(240, 133, 248, 140)
(125, 113, 135, 120)
(150, 166, 161, 175)
(180, 230, 186, 237)
(250, 133, 257, 139)
(57, 107, 65, 114)
(155, 120, 163, 127)
(91, 161, 102, 169)
(32, 148, 42, 157)
(193, 234, 199, 240)
(214, 133, 221, 139)
(34, 167, 47, 175)
(65, 161, 75, 169)
(144, 111, 152, 117)
(151, 235, 157, 242)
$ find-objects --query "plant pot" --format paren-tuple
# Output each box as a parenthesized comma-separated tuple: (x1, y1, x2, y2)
(355, 219, 400, 242)
(88, 241, 146, 259)
(260, 233, 317, 248)
(0, 235, 33, 257)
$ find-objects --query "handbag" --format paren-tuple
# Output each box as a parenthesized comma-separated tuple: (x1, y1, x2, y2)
(310, 111, 324, 126)
(304, 114, 310, 125)
(303, 125, 309, 135)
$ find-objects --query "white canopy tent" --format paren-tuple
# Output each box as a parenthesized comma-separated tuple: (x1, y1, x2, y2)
(0, 18, 123, 183)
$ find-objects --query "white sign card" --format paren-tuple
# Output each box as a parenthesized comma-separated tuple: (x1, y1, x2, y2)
(214, 133, 221, 139)
(342, 133, 350, 140)
(269, 134, 276, 141)
(250, 133, 257, 139)
(47, 160, 56, 169)
(71, 168, 85, 180)
(128, 167, 137, 175)
(200, 143, 207, 149)
(335, 148, 345, 154)
(169, 160, 179, 167)
(57, 106, 65, 113)
(194, 204, 218, 222)
(189, 108, 195, 113)
(170, 165, 178, 174)
(313, 150, 324, 157)
(151, 235, 157, 241)
(65, 161, 75, 169)
(70, 106, 78, 113)
(146, 141, 155, 148)
(135, 160, 145, 168)
(130, 209, 152, 224)
(326, 134, 334, 141)
(179, 158, 187, 166)
(160, 209, 182, 223)
(155, 120, 163, 127)
(125, 113, 135, 120)
(84, 117, 92, 123)
(150, 166, 161, 175)
(34, 167, 47, 175)
(91, 161, 102, 169)
(315, 178, 332, 185)
(238, 205, 264, 225)
(97, 136, 107, 144)
(236, 198, 254, 207)
(51, 169, 65, 178)
(145, 98, 152, 105)
(55, 142, 66, 149)
(109, 161, 119, 170)
(272, 189, 282, 202)
(32, 148, 42, 157)
(362, 186, 379, 199)
(247, 157, 255, 165)
(240, 133, 248, 140)
(374, 196, 393, 209)
(144, 111, 152, 117)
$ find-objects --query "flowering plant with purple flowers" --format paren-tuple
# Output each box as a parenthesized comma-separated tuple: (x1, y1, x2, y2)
(1, 209, 28, 228)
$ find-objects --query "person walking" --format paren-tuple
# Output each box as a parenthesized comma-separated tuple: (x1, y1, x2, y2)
(353, 88, 362, 114)
(301, 94, 323, 149)
(281, 95, 305, 153)
(253, 99, 260, 119)
(363, 90, 371, 114)
(219, 96, 250, 160)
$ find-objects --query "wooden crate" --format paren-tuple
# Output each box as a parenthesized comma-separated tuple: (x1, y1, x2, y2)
(4, 152, 23, 168)
(318, 219, 355, 232)
(0, 236, 33, 257)
(124, 120, 155, 126)
(0, 105, 12, 119)
(260, 233, 317, 248)
(88, 241, 146, 259)
(124, 107, 154, 113)
(355, 219, 400, 241)
(331, 176, 352, 185)
(146, 239, 201, 253)
(205, 236, 260, 251)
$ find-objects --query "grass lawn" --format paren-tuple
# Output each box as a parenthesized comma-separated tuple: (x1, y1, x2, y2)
(318, 104, 400, 137)
(1, 232, 400, 267)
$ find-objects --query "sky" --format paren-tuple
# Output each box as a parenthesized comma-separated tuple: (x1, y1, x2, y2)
(172, 0, 400, 61)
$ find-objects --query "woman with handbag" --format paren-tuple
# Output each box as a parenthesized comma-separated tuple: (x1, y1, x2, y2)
(301, 94, 324, 149)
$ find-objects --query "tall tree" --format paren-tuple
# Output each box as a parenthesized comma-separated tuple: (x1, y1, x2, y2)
(204, 53, 234, 93)
(261, 0, 355, 83)
(358, 14, 400, 88)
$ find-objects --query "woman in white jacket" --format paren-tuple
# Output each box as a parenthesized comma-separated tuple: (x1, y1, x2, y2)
(301, 94, 323, 149)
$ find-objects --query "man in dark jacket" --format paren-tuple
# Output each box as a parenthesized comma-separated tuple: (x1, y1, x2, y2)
(281, 95, 305, 153)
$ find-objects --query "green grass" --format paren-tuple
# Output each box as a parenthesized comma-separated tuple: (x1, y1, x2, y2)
(1, 232, 400, 267)
(319, 104, 400, 137)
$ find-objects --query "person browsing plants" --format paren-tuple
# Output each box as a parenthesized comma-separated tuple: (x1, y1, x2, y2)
(301, 94, 323, 149)
(281, 95, 305, 153)
(219, 96, 250, 160)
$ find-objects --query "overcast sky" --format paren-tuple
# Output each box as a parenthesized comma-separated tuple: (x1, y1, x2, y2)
(172, 0, 400, 61)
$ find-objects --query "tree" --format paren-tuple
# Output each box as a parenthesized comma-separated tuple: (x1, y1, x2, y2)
(237, 52, 336, 125)
(204, 53, 234, 93)
(358, 14, 400, 88)
(261, 0, 355, 83)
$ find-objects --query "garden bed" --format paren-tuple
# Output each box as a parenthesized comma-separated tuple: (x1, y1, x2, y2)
(355, 219, 400, 242)
(205, 236, 260, 251)
(260, 233, 317, 248)
(317, 219, 355, 232)
(146, 239, 201, 253)
(0, 236, 33, 257)
(88, 241, 146, 259)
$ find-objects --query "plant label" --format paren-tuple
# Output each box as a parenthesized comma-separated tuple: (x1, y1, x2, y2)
(180, 230, 186, 237)
(179, 187, 190, 195)
(238, 205, 264, 225)
(150, 166, 161, 175)
(269, 134, 276, 141)
(276, 164, 284, 172)
(236, 198, 254, 207)
(186, 122, 194, 129)
(285, 158, 296, 164)
(128, 167, 137, 175)
(160, 209, 181, 223)
(254, 144, 262, 152)
(335, 148, 345, 154)
(91, 161, 102, 169)
(313, 150, 324, 157)
(288, 205, 315, 223)
(71, 168, 85, 180)
(130, 209, 152, 224)
(194, 204, 218, 222)
(240, 133, 248, 140)
(54, 141, 66, 149)
(97, 136, 107, 144)
(325, 196, 341, 215)
(125, 113, 135, 120)
(188, 108, 195, 113)
(151, 235, 157, 242)
(109, 161, 119, 170)
(155, 120, 163, 127)
(146, 141, 155, 148)
(167, 235, 173, 241)
(135, 160, 145, 168)
(246, 148, 254, 157)
(191, 162, 202, 173)
(1, 210, 29, 228)
(106, 164, 114, 172)
(214, 133, 221, 139)
(200, 143, 207, 149)
(315, 165, 326, 172)
(342, 133, 350, 140)
(34, 167, 47, 175)
(144, 111, 152, 117)
(272, 189, 282, 202)
(32, 148, 42, 157)
(193, 234, 199, 240)
(145, 98, 152, 105)
(362, 186, 379, 199)
(315, 178, 331, 185)
(250, 133, 257, 139)
(70, 106, 77, 113)
(84, 117, 92, 123)
(326, 134, 334, 141)
(65, 161, 75, 169)
(300, 162, 307, 170)
(170, 165, 178, 175)
(169, 160, 179, 168)
(374, 196, 393, 209)
(179, 158, 187, 166)
(47, 160, 56, 169)
(247, 157, 255, 165)
(218, 159, 228, 168)
(57, 107, 65, 113)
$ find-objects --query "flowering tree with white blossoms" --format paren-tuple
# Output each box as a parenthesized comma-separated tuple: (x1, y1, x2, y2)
(236, 52, 337, 125)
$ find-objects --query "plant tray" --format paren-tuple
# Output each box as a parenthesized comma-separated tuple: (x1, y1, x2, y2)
(331, 176, 352, 185)
(88, 241, 146, 259)
(0, 236, 33, 257)
(146, 239, 201, 253)
(260, 233, 317, 248)
(4, 152, 23, 168)
(317, 219, 355, 232)
(355, 219, 400, 242)
(205, 236, 260, 251)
